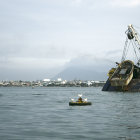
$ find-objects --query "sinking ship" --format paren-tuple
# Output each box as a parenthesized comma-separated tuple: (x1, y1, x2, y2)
(102, 24, 140, 92)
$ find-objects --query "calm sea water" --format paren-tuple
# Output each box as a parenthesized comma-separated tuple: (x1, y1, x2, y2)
(0, 87, 140, 140)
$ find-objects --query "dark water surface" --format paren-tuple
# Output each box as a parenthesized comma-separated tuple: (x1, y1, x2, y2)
(0, 87, 140, 140)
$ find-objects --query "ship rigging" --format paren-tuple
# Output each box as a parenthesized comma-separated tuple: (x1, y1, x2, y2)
(121, 24, 140, 65)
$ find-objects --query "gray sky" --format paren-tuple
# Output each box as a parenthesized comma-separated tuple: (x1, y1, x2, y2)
(0, 0, 140, 80)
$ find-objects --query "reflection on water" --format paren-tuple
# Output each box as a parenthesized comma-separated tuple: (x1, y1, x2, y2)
(0, 87, 140, 140)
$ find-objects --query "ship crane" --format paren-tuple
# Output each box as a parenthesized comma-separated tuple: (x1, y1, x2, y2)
(121, 24, 140, 65)
(127, 24, 140, 45)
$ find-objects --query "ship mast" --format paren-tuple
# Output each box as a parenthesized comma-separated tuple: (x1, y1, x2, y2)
(127, 24, 140, 46)
(121, 24, 140, 64)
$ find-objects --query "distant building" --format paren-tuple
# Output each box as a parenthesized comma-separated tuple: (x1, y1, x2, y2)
(87, 81, 92, 86)
(43, 79, 50, 82)
(57, 78, 62, 82)
(61, 80, 67, 84)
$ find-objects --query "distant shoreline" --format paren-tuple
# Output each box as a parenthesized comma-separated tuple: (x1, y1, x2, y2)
(0, 80, 105, 87)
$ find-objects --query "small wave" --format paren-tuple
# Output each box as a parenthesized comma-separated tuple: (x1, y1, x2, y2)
(57, 101, 65, 103)
(0, 104, 17, 110)
(127, 125, 140, 129)
(0, 94, 3, 97)
(32, 94, 44, 96)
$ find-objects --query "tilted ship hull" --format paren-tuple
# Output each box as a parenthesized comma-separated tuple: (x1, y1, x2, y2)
(102, 24, 140, 92)
(102, 76, 140, 92)
(110, 60, 134, 87)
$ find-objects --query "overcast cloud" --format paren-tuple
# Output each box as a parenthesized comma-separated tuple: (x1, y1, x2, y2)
(0, 0, 140, 80)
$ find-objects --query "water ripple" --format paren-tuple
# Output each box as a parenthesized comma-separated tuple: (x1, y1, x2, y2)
(0, 87, 140, 140)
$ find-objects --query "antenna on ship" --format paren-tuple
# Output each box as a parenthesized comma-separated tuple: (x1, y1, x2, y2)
(121, 24, 140, 65)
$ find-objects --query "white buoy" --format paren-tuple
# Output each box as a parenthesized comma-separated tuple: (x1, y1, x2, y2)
(84, 98, 87, 102)
(78, 94, 82, 97)
(71, 99, 74, 102)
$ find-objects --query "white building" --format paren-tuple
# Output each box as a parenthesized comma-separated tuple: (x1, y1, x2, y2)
(43, 79, 50, 82)
(57, 78, 62, 82)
